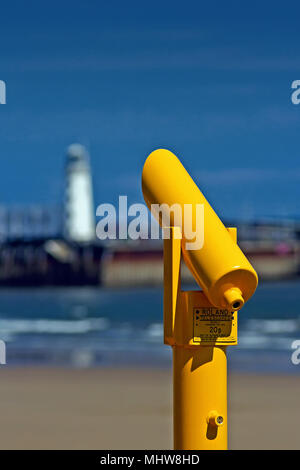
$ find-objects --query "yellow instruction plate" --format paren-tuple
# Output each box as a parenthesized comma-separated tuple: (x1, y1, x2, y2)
(193, 307, 237, 345)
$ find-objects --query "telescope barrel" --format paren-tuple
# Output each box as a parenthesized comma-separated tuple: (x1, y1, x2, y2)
(142, 149, 258, 310)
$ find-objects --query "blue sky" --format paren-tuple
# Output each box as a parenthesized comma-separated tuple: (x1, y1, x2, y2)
(0, 1, 300, 220)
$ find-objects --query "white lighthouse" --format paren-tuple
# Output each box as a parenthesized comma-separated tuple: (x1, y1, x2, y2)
(64, 143, 95, 242)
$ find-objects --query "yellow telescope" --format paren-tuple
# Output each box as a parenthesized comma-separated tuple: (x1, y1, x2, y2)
(142, 148, 257, 311)
(142, 148, 258, 450)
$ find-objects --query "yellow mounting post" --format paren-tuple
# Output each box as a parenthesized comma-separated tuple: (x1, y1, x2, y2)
(164, 226, 238, 450)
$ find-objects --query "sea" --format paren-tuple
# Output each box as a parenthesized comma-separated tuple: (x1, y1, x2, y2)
(0, 280, 299, 374)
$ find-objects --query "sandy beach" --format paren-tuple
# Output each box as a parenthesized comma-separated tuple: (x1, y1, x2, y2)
(0, 367, 299, 450)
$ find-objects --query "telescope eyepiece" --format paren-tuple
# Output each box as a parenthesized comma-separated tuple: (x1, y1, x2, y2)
(223, 288, 244, 311)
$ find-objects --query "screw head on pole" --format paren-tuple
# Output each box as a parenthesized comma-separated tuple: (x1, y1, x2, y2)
(207, 410, 224, 427)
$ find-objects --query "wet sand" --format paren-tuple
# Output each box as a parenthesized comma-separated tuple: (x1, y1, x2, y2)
(0, 367, 299, 449)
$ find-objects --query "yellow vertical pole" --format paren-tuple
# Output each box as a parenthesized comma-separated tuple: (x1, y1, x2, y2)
(173, 346, 227, 450)
(164, 227, 238, 450)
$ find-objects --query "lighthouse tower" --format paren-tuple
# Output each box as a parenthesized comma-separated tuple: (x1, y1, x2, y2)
(64, 143, 95, 242)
